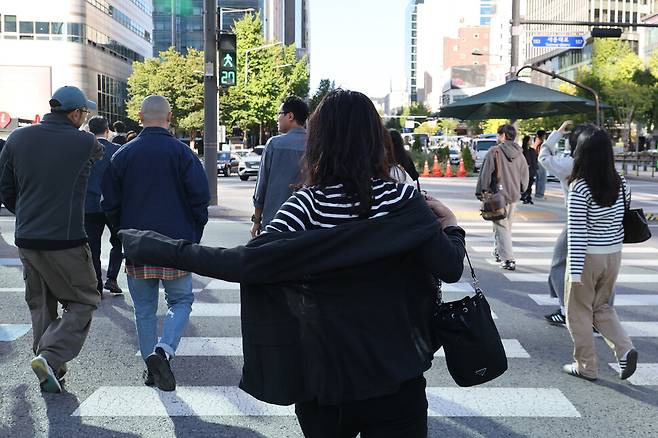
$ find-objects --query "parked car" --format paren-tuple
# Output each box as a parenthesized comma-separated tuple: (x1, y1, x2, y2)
(473, 138, 497, 171)
(238, 145, 265, 181)
(449, 147, 461, 165)
(217, 151, 239, 176)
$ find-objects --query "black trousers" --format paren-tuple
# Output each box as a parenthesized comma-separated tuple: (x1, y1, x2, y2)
(84, 213, 123, 290)
(295, 376, 428, 438)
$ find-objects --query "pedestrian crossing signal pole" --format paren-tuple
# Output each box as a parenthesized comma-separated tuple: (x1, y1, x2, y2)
(203, 0, 218, 205)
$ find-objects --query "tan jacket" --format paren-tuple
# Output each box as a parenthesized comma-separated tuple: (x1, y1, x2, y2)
(475, 141, 529, 205)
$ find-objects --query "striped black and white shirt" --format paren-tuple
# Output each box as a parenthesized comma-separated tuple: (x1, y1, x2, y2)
(567, 176, 630, 282)
(265, 179, 416, 233)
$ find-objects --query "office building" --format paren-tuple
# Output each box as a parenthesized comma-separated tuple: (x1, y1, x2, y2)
(0, 0, 153, 127)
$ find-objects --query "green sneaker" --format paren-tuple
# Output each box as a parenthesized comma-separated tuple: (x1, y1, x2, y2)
(31, 356, 62, 393)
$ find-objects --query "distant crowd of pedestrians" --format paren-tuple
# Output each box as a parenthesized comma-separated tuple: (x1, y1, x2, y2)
(0, 84, 640, 437)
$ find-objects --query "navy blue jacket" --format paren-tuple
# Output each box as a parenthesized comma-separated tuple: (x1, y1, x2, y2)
(101, 127, 209, 243)
(86, 138, 120, 214)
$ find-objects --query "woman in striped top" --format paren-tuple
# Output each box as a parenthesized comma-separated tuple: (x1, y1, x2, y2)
(564, 126, 637, 381)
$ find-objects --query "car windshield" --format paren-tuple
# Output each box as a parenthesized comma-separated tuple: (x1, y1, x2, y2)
(253, 147, 264, 156)
(217, 152, 230, 161)
(476, 140, 496, 151)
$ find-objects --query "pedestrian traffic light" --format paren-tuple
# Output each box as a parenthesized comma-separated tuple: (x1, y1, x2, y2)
(218, 33, 237, 87)
(591, 27, 623, 38)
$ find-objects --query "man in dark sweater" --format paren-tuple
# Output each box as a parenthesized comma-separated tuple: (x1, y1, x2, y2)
(0, 86, 103, 393)
(85, 116, 123, 296)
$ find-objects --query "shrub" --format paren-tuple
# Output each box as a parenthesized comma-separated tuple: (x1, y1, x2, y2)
(461, 146, 474, 172)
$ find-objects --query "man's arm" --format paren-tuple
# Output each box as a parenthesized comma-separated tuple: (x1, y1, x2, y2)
(101, 157, 122, 229)
(90, 136, 104, 163)
(538, 121, 572, 181)
(475, 148, 495, 198)
(181, 149, 210, 243)
(0, 140, 16, 213)
(251, 140, 274, 236)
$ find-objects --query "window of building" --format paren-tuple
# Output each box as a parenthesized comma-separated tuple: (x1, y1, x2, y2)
(19, 21, 33, 33)
(4, 15, 16, 32)
(411, 30, 416, 37)
(97, 74, 128, 122)
(67, 23, 83, 42)
(36, 22, 49, 34)
(51, 22, 64, 36)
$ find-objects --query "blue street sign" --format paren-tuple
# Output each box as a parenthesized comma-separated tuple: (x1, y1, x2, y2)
(531, 36, 586, 49)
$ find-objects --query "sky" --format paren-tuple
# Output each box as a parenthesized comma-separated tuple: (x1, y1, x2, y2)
(308, 0, 408, 98)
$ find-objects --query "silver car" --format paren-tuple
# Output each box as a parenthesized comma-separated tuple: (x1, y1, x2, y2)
(238, 145, 265, 181)
(473, 139, 497, 172)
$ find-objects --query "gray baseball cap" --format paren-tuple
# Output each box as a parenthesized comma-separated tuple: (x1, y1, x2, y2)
(49, 86, 97, 111)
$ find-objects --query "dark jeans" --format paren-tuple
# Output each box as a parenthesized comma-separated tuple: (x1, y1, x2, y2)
(295, 376, 428, 438)
(84, 213, 123, 290)
(521, 174, 535, 202)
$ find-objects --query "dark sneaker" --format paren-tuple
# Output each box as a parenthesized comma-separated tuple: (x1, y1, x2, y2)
(56, 363, 68, 382)
(31, 356, 62, 393)
(143, 369, 155, 386)
(146, 347, 176, 391)
(619, 349, 638, 380)
(501, 260, 516, 271)
(104, 279, 124, 295)
(493, 249, 501, 263)
(544, 309, 566, 326)
(562, 363, 596, 381)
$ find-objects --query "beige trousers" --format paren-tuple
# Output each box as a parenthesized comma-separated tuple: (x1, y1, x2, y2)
(493, 202, 516, 261)
(565, 251, 633, 379)
(18, 245, 101, 370)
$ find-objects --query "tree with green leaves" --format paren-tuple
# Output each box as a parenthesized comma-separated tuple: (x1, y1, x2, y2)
(400, 102, 431, 128)
(127, 47, 204, 136)
(219, 13, 309, 144)
(309, 79, 336, 113)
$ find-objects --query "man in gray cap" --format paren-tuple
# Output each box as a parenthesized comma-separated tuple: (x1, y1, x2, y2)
(0, 85, 103, 393)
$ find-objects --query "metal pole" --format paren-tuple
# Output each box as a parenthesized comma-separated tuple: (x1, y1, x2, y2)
(519, 19, 658, 28)
(511, 0, 520, 75)
(204, 0, 218, 205)
(171, 0, 176, 50)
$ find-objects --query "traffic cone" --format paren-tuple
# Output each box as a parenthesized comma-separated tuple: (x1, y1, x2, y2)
(432, 155, 443, 177)
(445, 160, 454, 177)
(457, 158, 467, 177)
(421, 160, 430, 177)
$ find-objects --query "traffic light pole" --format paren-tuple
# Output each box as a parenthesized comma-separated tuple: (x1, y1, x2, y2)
(203, 0, 218, 205)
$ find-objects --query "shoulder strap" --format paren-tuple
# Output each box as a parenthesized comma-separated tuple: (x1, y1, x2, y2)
(620, 176, 629, 212)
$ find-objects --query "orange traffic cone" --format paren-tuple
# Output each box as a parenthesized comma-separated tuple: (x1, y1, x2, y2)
(457, 158, 467, 177)
(421, 160, 430, 177)
(445, 160, 454, 177)
(431, 155, 443, 177)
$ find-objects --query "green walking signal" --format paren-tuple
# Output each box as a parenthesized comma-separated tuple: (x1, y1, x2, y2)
(218, 33, 237, 87)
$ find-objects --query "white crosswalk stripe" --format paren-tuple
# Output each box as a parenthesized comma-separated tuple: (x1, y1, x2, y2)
(470, 245, 658, 254)
(73, 387, 580, 417)
(504, 273, 658, 283)
(0, 324, 31, 341)
(529, 294, 658, 307)
(486, 258, 658, 267)
(607, 364, 658, 385)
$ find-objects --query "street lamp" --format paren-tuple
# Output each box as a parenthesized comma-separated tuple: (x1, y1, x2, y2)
(218, 7, 255, 31)
(244, 42, 284, 84)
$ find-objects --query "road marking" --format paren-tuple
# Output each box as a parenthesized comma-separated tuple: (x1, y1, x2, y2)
(471, 246, 658, 254)
(464, 229, 562, 235)
(137, 337, 243, 356)
(529, 294, 658, 306)
(0, 324, 31, 341)
(441, 282, 475, 293)
(205, 279, 240, 290)
(73, 387, 579, 417)
(618, 322, 658, 337)
(0, 288, 24, 292)
(435, 339, 529, 358)
(467, 237, 561, 242)
(190, 303, 240, 317)
(504, 273, 658, 283)
(487, 258, 658, 267)
(608, 364, 658, 385)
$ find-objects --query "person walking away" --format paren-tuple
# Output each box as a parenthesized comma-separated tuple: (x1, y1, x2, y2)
(111, 120, 128, 145)
(102, 95, 210, 391)
(534, 130, 547, 199)
(520, 136, 538, 204)
(0, 86, 102, 393)
(563, 125, 638, 381)
(0, 138, 5, 208)
(388, 129, 419, 186)
(475, 124, 528, 271)
(251, 96, 309, 238)
(119, 89, 466, 437)
(85, 116, 124, 296)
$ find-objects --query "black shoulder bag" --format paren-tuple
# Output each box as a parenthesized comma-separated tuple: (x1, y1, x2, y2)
(434, 250, 508, 387)
(621, 181, 651, 244)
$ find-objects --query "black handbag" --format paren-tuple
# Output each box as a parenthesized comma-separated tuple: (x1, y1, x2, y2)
(621, 181, 651, 244)
(434, 250, 508, 387)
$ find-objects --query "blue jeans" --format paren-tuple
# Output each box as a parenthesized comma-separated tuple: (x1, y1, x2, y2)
(535, 164, 547, 198)
(127, 274, 193, 361)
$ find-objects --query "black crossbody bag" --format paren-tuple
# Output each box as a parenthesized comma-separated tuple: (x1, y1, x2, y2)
(434, 250, 508, 387)
(621, 182, 651, 244)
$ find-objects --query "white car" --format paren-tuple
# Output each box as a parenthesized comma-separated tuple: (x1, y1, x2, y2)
(473, 138, 497, 172)
(449, 147, 461, 165)
(238, 145, 265, 181)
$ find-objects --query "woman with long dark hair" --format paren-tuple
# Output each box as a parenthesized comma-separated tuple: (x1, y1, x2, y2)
(563, 126, 637, 381)
(387, 129, 419, 185)
(120, 89, 466, 437)
(520, 135, 537, 204)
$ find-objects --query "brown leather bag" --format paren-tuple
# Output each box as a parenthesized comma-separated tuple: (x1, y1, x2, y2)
(480, 147, 507, 221)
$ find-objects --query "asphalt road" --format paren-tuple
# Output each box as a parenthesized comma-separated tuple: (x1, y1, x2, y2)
(1, 176, 658, 437)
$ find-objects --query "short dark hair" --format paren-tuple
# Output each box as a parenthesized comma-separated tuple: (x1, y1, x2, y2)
(88, 116, 109, 135)
(536, 129, 546, 140)
(497, 124, 516, 141)
(281, 96, 309, 126)
(112, 120, 126, 133)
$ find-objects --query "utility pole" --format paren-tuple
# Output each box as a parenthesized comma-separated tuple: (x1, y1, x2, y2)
(510, 0, 520, 76)
(203, 0, 218, 205)
(171, 0, 176, 50)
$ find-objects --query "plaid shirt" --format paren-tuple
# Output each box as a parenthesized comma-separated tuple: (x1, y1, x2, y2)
(125, 261, 188, 280)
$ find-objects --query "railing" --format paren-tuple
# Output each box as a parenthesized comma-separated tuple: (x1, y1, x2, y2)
(615, 153, 658, 178)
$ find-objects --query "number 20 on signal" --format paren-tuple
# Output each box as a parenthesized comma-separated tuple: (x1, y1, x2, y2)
(221, 71, 236, 86)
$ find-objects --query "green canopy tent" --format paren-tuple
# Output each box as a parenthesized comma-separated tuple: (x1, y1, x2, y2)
(437, 78, 609, 120)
